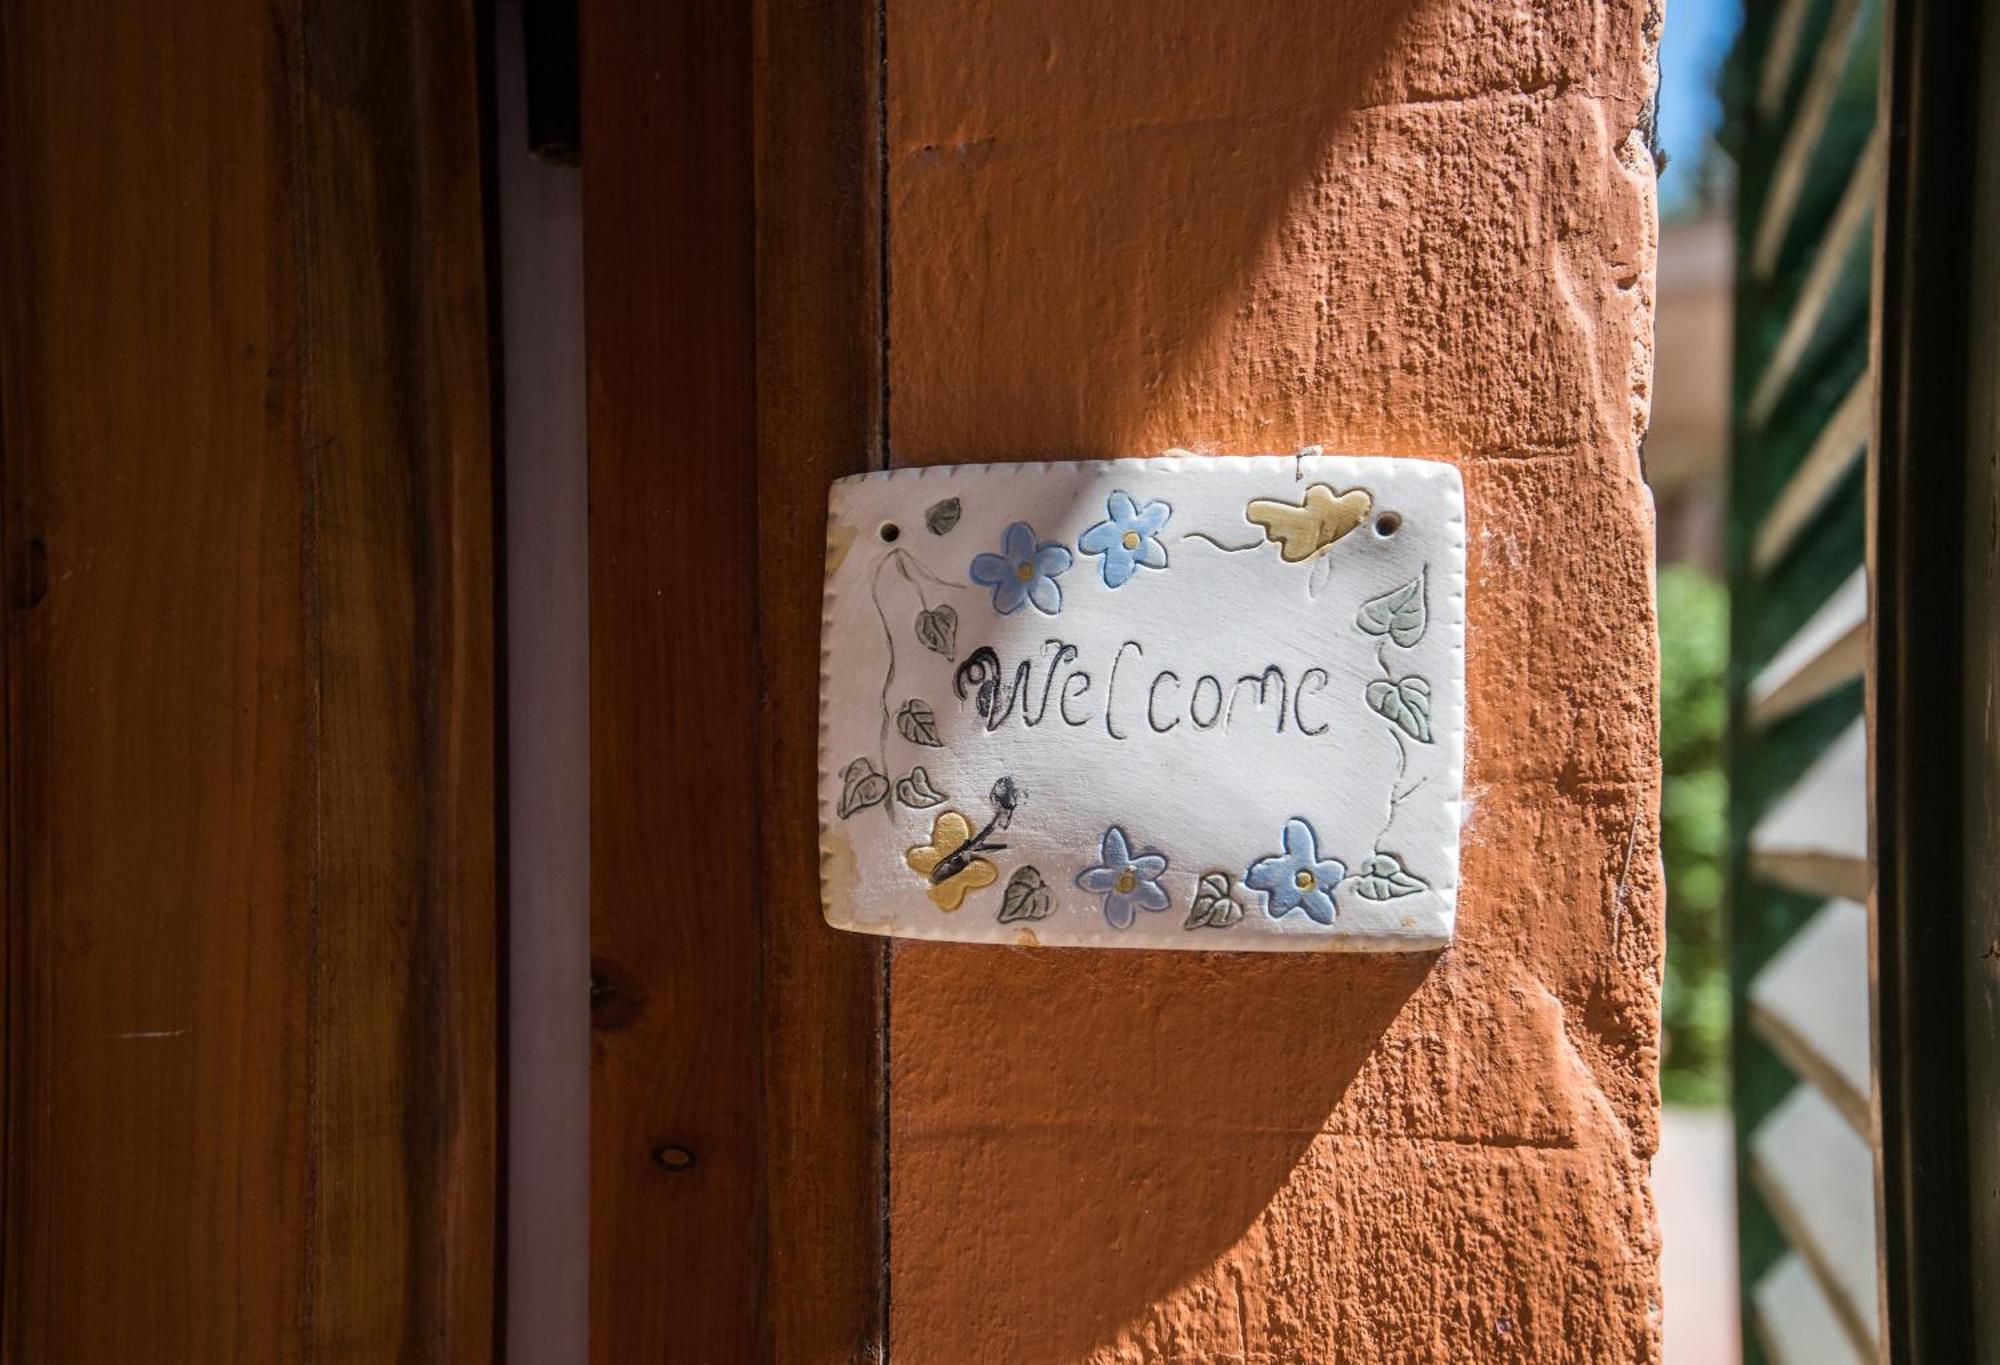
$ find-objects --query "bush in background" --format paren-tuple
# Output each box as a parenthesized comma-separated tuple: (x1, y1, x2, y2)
(1658, 563, 1729, 1105)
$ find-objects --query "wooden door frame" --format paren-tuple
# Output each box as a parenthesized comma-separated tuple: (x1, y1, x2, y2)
(581, 0, 886, 1357)
(1872, 0, 1993, 1357)
(752, 0, 890, 1358)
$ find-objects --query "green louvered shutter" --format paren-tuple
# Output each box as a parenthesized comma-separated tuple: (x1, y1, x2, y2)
(1722, 0, 1883, 1361)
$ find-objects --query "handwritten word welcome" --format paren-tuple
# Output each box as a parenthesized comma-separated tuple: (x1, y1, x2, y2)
(952, 640, 1335, 739)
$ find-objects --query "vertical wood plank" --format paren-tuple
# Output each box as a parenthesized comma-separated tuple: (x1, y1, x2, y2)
(0, 12, 310, 1357)
(293, 3, 500, 1355)
(754, 0, 887, 1358)
(581, 0, 763, 1359)
(0, 2, 497, 1359)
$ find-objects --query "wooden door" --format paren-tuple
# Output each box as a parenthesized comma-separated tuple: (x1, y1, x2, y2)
(0, 3, 498, 1359)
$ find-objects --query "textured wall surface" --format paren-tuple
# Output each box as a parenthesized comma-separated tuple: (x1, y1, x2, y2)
(885, 2, 1664, 1360)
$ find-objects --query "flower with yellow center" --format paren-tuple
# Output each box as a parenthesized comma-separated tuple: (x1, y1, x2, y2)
(969, 521, 1073, 616)
(1245, 817, 1347, 925)
(1077, 490, 1172, 589)
(1075, 824, 1172, 929)
(904, 809, 999, 911)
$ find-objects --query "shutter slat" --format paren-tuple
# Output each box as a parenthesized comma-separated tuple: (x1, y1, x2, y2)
(1751, 0, 1867, 278)
(1752, 373, 1872, 572)
(1749, 1085, 1881, 1353)
(1750, 718, 1868, 898)
(1756, 0, 1816, 119)
(1750, 567, 1868, 723)
(1749, 898, 1872, 1133)
(1752, 1253, 1869, 1365)
(1749, 127, 1882, 426)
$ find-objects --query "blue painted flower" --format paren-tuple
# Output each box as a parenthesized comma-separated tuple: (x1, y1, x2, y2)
(1077, 491, 1171, 588)
(1075, 825, 1171, 929)
(1245, 818, 1347, 925)
(970, 520, 1073, 615)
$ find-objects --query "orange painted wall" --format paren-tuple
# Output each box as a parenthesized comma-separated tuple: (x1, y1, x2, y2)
(884, 1, 1664, 1359)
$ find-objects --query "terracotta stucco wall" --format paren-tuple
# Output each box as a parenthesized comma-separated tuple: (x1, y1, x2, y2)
(884, 2, 1664, 1359)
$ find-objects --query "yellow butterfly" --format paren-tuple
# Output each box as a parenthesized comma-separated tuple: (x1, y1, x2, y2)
(1244, 484, 1373, 562)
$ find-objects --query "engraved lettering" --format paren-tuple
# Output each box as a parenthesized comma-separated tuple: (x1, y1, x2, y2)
(1024, 641, 1079, 727)
(1226, 665, 1289, 733)
(1294, 667, 1331, 736)
(953, 646, 1029, 732)
(1059, 671, 1094, 726)
(962, 643, 1343, 741)
(1190, 675, 1224, 729)
(1147, 670, 1182, 733)
(1105, 639, 1143, 740)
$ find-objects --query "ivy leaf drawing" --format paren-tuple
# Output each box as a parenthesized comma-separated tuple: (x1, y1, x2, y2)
(895, 766, 947, 808)
(1357, 571, 1428, 647)
(1352, 854, 1427, 901)
(997, 866, 1054, 923)
(925, 497, 962, 536)
(1185, 871, 1244, 930)
(896, 698, 944, 747)
(914, 604, 958, 658)
(1308, 550, 1338, 600)
(836, 757, 890, 818)
(1365, 676, 1433, 743)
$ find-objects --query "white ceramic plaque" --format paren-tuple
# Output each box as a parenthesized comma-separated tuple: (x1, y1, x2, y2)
(819, 454, 1464, 951)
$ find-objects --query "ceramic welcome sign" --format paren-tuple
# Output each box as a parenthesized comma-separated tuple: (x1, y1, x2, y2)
(818, 453, 1465, 951)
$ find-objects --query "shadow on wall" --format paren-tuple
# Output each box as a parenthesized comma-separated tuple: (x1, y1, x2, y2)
(886, 0, 1664, 1358)
(891, 948, 1435, 1347)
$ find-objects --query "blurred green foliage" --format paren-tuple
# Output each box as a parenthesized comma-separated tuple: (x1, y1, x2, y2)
(1658, 564, 1729, 1105)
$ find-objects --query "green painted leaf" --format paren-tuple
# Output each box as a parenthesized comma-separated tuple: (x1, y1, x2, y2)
(836, 757, 890, 818)
(1357, 571, 1428, 647)
(914, 604, 957, 658)
(998, 866, 1053, 923)
(1365, 676, 1433, 743)
(925, 497, 962, 535)
(1352, 854, 1427, 901)
(894, 765, 946, 808)
(896, 698, 943, 747)
(1184, 871, 1244, 929)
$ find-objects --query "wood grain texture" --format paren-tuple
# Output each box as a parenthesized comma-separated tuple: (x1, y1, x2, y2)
(581, 0, 764, 1359)
(753, 0, 887, 1357)
(292, 4, 500, 1355)
(0, 2, 497, 1359)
